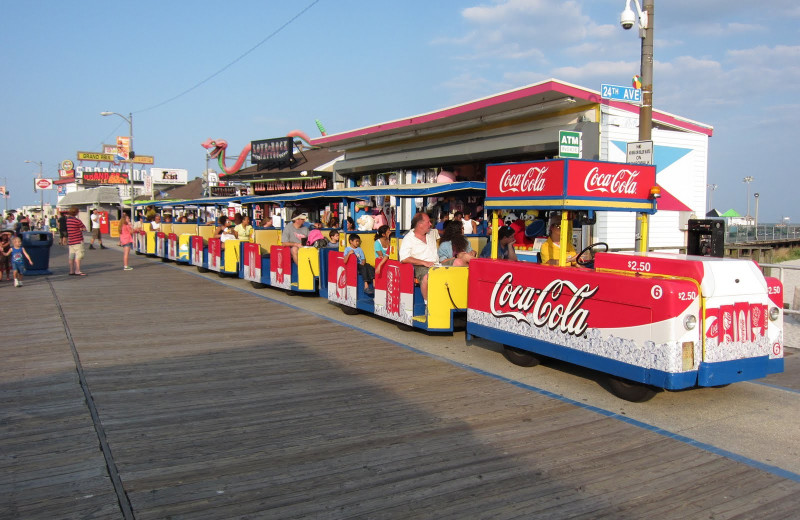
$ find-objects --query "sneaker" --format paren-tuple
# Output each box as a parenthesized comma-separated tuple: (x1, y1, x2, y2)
(14, 279, 19, 287)
(124, 266, 133, 271)
(101, 245, 108, 249)
(88, 245, 95, 249)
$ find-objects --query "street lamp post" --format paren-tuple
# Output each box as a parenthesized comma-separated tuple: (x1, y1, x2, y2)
(742, 176, 754, 225)
(706, 183, 718, 213)
(100, 111, 134, 218)
(621, 0, 654, 252)
(754, 193, 759, 239)
(24, 160, 44, 216)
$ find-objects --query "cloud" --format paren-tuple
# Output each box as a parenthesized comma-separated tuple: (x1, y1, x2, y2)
(456, 0, 612, 59)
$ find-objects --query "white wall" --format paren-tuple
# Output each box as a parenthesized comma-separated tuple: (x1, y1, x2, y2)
(599, 106, 709, 249)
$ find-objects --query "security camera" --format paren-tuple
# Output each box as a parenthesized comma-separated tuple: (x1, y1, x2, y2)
(620, 5, 636, 30)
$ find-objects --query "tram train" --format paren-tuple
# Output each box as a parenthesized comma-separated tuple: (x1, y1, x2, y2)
(134, 158, 784, 402)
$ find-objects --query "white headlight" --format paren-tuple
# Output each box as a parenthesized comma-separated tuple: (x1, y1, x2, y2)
(769, 307, 781, 321)
(684, 315, 697, 330)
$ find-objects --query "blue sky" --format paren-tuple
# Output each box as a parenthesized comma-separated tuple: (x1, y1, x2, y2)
(1, 0, 798, 222)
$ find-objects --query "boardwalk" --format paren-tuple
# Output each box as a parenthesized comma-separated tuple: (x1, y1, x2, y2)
(2, 246, 800, 519)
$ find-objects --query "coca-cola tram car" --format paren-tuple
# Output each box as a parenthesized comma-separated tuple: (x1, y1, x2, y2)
(240, 190, 339, 295)
(325, 182, 486, 331)
(467, 158, 784, 402)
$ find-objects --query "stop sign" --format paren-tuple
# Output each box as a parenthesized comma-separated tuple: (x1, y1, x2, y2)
(35, 178, 53, 190)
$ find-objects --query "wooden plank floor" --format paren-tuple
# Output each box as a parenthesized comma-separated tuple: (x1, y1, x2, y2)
(2, 245, 800, 519)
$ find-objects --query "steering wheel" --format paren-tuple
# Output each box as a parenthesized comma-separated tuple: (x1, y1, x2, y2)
(575, 242, 608, 268)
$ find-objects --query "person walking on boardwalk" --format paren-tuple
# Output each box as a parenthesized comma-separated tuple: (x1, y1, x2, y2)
(119, 213, 134, 270)
(0, 232, 13, 281)
(57, 210, 68, 246)
(66, 207, 87, 276)
(88, 208, 107, 249)
(3, 236, 32, 287)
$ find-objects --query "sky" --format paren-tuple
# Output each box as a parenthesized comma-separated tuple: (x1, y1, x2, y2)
(1, 0, 798, 222)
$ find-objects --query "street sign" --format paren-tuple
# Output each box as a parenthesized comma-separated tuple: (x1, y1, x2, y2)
(558, 130, 582, 158)
(35, 178, 54, 190)
(601, 83, 642, 104)
(626, 140, 654, 165)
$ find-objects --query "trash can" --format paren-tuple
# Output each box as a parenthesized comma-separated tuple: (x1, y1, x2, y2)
(21, 231, 53, 275)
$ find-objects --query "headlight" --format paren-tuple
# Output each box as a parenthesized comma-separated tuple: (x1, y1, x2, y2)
(769, 307, 781, 321)
(683, 315, 697, 330)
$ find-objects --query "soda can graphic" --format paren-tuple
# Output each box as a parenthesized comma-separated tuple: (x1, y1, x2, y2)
(750, 303, 766, 339)
(386, 265, 399, 314)
(720, 305, 734, 343)
(705, 307, 720, 340)
(734, 302, 750, 343)
(336, 266, 347, 299)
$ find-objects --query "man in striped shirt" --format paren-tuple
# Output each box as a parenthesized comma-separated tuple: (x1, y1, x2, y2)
(66, 207, 87, 276)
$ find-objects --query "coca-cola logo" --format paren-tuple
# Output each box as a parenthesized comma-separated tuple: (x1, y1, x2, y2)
(498, 167, 547, 194)
(490, 273, 598, 336)
(583, 167, 639, 195)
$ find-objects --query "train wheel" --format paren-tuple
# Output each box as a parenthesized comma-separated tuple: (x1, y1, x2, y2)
(607, 376, 658, 403)
(197, 266, 209, 273)
(340, 304, 359, 315)
(250, 281, 267, 289)
(502, 345, 541, 367)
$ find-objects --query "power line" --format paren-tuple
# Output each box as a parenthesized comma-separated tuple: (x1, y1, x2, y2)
(134, 0, 320, 114)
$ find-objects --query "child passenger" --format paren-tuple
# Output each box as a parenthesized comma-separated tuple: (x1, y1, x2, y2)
(343, 233, 375, 295)
(3, 236, 33, 287)
(327, 229, 340, 249)
(374, 225, 392, 277)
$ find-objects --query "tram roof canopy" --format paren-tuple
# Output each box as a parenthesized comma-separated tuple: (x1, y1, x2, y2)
(244, 181, 486, 204)
(135, 196, 247, 207)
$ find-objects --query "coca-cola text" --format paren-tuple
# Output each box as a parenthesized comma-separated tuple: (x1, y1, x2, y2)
(490, 273, 598, 336)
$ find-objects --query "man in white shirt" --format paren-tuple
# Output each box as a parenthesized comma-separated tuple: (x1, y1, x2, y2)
(88, 209, 107, 249)
(399, 212, 439, 301)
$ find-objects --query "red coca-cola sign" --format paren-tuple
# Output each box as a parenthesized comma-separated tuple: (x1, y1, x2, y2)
(486, 161, 564, 198)
(486, 159, 656, 203)
(566, 160, 655, 200)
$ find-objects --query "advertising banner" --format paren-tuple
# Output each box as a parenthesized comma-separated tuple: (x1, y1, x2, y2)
(251, 137, 294, 169)
(116, 136, 130, 161)
(82, 171, 129, 185)
(150, 168, 188, 185)
(486, 159, 656, 208)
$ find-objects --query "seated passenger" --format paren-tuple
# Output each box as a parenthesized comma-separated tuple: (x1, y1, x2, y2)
(216, 215, 237, 250)
(479, 225, 518, 261)
(327, 229, 340, 248)
(374, 225, 392, 277)
(281, 211, 310, 263)
(234, 215, 253, 243)
(399, 212, 439, 302)
(344, 233, 374, 295)
(259, 216, 274, 228)
(438, 220, 475, 266)
(540, 220, 578, 266)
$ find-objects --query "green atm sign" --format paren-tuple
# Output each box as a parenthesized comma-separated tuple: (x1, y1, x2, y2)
(559, 130, 582, 158)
